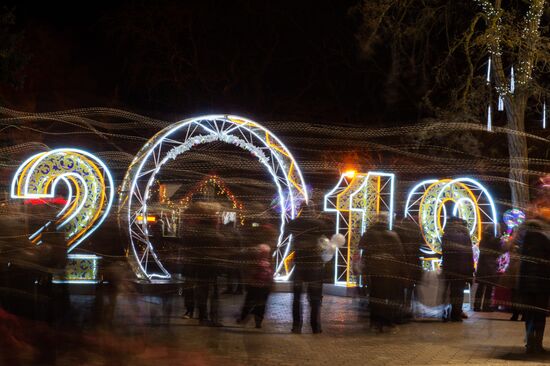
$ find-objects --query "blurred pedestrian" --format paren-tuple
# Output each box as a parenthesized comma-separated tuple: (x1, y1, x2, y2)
(183, 203, 223, 326)
(505, 244, 523, 321)
(474, 225, 501, 312)
(359, 215, 406, 332)
(439, 217, 474, 322)
(517, 202, 550, 354)
(394, 218, 423, 320)
(286, 202, 333, 334)
(220, 223, 243, 295)
(238, 244, 273, 328)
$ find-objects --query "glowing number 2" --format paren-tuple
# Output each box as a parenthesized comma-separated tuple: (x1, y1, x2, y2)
(11, 148, 114, 252)
(324, 171, 395, 286)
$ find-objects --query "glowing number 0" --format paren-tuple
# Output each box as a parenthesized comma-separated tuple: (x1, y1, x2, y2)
(11, 148, 114, 252)
(404, 177, 498, 268)
(324, 171, 395, 286)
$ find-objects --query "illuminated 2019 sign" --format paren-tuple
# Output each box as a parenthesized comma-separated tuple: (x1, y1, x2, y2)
(10, 122, 501, 285)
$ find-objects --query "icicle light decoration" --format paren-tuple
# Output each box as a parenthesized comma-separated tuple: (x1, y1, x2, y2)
(510, 66, 515, 94)
(498, 95, 504, 111)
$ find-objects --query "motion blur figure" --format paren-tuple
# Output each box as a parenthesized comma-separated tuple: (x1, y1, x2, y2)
(439, 217, 474, 322)
(185, 203, 224, 326)
(503, 240, 523, 321)
(238, 243, 273, 328)
(474, 225, 502, 312)
(517, 199, 550, 354)
(359, 215, 406, 332)
(394, 218, 423, 320)
(287, 203, 332, 334)
(221, 222, 243, 295)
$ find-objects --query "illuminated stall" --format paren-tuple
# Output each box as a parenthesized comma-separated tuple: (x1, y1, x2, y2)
(179, 175, 245, 227)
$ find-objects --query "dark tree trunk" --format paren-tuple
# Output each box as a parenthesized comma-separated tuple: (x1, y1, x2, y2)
(506, 96, 530, 209)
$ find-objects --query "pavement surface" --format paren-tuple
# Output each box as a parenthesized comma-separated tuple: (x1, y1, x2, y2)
(4, 291, 550, 365)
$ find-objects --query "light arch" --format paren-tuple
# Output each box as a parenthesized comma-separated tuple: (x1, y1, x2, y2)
(118, 115, 308, 281)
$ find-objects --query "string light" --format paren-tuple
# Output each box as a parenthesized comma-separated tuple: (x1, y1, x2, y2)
(510, 66, 515, 94)
(543, 101, 547, 129)
(487, 104, 492, 132)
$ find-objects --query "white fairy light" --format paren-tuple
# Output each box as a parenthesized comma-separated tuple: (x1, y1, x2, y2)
(510, 66, 515, 94)
(487, 104, 492, 131)
(543, 101, 547, 129)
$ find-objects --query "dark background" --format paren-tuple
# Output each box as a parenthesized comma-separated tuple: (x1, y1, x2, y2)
(0, 0, 424, 125)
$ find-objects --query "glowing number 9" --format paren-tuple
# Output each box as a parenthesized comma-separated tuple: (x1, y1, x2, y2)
(324, 171, 395, 286)
(11, 148, 114, 252)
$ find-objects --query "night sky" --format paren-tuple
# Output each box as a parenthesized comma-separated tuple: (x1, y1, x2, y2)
(1, 0, 419, 125)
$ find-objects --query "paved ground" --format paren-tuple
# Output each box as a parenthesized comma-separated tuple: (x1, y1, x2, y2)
(26, 292, 548, 366)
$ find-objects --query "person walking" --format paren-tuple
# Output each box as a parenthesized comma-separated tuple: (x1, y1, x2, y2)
(238, 244, 273, 328)
(359, 215, 406, 332)
(474, 226, 502, 312)
(286, 203, 332, 334)
(517, 203, 550, 354)
(440, 217, 474, 322)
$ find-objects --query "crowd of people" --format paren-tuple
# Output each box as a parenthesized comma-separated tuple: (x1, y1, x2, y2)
(356, 197, 550, 355)
(1, 197, 550, 360)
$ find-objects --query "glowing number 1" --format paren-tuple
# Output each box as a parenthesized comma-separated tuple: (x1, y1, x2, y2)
(324, 171, 395, 286)
(11, 148, 114, 252)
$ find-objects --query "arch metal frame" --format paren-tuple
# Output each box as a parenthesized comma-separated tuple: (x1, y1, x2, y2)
(324, 171, 395, 286)
(118, 115, 308, 281)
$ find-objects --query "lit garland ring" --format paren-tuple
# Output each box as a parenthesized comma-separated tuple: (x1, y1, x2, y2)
(118, 115, 308, 281)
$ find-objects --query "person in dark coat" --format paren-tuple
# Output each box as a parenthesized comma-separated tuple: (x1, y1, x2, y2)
(498, 227, 524, 321)
(220, 223, 243, 295)
(440, 217, 474, 322)
(286, 203, 333, 334)
(182, 203, 224, 326)
(359, 215, 406, 332)
(474, 226, 502, 312)
(517, 211, 550, 354)
(394, 218, 423, 319)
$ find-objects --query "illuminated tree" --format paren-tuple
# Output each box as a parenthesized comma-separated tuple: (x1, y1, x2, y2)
(475, 0, 547, 208)
(355, 0, 549, 209)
